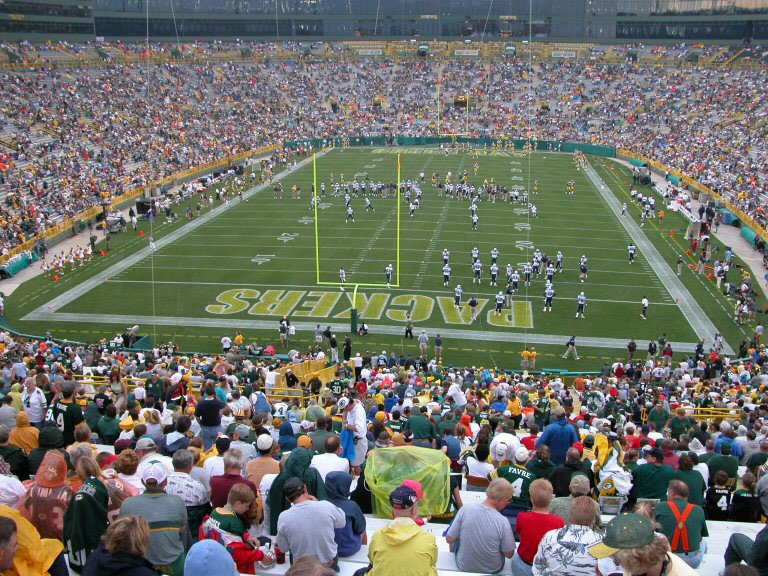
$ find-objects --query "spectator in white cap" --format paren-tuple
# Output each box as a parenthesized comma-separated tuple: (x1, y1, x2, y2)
(489, 431, 522, 466)
(245, 434, 280, 489)
(119, 461, 188, 575)
(135, 436, 173, 478)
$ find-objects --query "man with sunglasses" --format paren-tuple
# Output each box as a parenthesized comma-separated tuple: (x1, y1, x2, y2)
(21, 377, 47, 430)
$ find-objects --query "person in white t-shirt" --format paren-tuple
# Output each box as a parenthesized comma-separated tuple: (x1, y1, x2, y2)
(310, 435, 350, 481)
(446, 381, 468, 407)
(21, 377, 47, 427)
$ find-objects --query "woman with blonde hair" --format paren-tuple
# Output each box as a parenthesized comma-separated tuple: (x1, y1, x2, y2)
(82, 516, 158, 576)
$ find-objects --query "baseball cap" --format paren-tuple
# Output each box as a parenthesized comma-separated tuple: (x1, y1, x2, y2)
(288, 412, 297, 422)
(402, 479, 424, 501)
(337, 397, 350, 410)
(256, 434, 274, 451)
(515, 447, 530, 462)
(141, 461, 168, 485)
(588, 513, 655, 559)
(234, 424, 251, 439)
(184, 540, 238, 576)
(135, 437, 157, 451)
(494, 442, 509, 460)
(300, 420, 313, 430)
(297, 435, 312, 449)
(503, 410, 512, 417)
(569, 474, 590, 495)
(389, 486, 419, 510)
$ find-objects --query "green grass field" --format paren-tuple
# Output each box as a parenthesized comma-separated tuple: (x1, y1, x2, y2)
(7, 147, 761, 370)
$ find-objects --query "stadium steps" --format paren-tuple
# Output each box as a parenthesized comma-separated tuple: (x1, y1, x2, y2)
(705, 46, 730, 64)
(724, 48, 747, 66)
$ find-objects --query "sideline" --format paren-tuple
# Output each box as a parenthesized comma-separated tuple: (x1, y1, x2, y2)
(22, 153, 323, 319)
(584, 160, 733, 354)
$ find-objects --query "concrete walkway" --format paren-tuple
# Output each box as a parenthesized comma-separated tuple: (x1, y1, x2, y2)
(615, 158, 768, 300)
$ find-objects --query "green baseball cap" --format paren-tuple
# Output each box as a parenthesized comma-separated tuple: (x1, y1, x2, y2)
(588, 513, 655, 559)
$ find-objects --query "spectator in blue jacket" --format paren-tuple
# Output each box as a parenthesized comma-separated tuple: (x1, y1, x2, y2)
(536, 406, 579, 466)
(325, 471, 367, 557)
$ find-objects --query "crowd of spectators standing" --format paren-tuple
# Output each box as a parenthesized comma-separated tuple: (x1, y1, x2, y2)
(0, 327, 767, 575)
(0, 41, 766, 254)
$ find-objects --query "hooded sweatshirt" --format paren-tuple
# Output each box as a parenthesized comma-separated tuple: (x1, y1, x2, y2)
(368, 517, 438, 576)
(267, 447, 327, 535)
(82, 542, 158, 576)
(28, 425, 65, 477)
(10, 411, 39, 454)
(536, 417, 579, 465)
(278, 421, 297, 452)
(325, 471, 366, 557)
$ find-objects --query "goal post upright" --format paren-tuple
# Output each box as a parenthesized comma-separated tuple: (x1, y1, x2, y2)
(313, 152, 320, 284)
(396, 152, 401, 288)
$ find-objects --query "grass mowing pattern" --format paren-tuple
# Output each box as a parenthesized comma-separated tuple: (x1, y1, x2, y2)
(7, 148, 761, 369)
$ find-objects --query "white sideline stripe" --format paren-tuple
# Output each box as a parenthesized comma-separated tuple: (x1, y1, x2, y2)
(128, 261, 656, 277)
(584, 161, 733, 354)
(99, 279, 677, 305)
(22, 310, 702, 351)
(23, 153, 323, 319)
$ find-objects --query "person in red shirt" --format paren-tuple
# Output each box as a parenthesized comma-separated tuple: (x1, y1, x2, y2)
(511, 478, 564, 575)
(521, 422, 539, 452)
(624, 424, 642, 450)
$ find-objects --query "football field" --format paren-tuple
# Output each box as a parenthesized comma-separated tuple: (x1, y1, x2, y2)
(9, 147, 758, 369)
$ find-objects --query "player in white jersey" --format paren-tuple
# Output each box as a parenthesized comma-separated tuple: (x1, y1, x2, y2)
(472, 260, 482, 284)
(576, 292, 587, 318)
(556, 251, 564, 273)
(365, 196, 375, 212)
(344, 192, 351, 207)
(454, 284, 463, 309)
(471, 247, 479, 263)
(530, 204, 537, 217)
(621, 202, 627, 217)
(346, 205, 355, 223)
(385, 264, 393, 287)
(545, 264, 555, 283)
(443, 248, 450, 265)
(490, 263, 499, 286)
(641, 296, 649, 319)
(506, 263, 514, 282)
(490, 248, 499, 264)
(471, 213, 479, 230)
(339, 267, 346, 291)
(495, 292, 505, 315)
(511, 270, 520, 292)
(543, 286, 556, 312)
(579, 258, 588, 283)
(149, 235, 156, 251)
(409, 202, 416, 217)
(442, 264, 452, 286)
(628, 242, 636, 263)
(523, 263, 532, 286)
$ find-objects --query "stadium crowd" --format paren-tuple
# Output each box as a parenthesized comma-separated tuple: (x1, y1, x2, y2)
(0, 327, 766, 575)
(0, 42, 767, 254)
